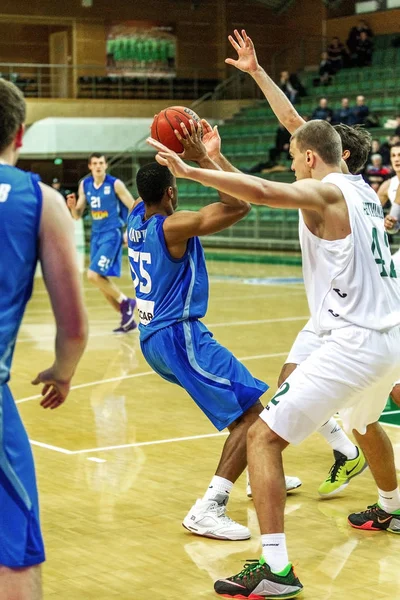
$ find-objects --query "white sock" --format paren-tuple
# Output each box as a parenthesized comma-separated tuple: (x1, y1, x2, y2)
(261, 533, 289, 573)
(203, 476, 233, 505)
(318, 418, 358, 459)
(378, 487, 400, 514)
(117, 293, 128, 303)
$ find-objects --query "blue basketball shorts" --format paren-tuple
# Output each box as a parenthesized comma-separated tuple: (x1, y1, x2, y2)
(89, 228, 123, 277)
(0, 384, 45, 568)
(140, 320, 269, 430)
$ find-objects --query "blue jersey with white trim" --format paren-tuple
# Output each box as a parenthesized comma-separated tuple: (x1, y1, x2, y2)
(83, 174, 125, 234)
(0, 165, 42, 385)
(127, 202, 208, 341)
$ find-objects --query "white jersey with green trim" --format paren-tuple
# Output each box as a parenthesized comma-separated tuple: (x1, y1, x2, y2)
(299, 173, 400, 335)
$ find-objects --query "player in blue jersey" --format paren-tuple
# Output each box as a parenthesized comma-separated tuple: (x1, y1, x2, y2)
(127, 123, 269, 541)
(67, 153, 137, 333)
(0, 78, 88, 599)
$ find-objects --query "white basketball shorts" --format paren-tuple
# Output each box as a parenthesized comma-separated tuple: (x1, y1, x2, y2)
(261, 324, 400, 445)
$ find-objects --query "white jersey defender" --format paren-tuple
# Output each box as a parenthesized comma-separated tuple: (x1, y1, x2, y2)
(261, 173, 400, 444)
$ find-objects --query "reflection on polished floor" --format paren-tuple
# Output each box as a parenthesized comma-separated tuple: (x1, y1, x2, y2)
(12, 260, 400, 599)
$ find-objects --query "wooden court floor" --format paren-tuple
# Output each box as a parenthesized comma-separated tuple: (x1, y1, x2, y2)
(12, 258, 400, 600)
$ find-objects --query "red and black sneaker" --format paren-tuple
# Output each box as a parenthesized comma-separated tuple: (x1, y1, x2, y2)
(348, 503, 400, 533)
(214, 556, 303, 598)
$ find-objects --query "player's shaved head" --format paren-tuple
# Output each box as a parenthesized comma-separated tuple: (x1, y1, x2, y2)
(291, 120, 342, 166)
(0, 78, 25, 153)
(136, 162, 175, 206)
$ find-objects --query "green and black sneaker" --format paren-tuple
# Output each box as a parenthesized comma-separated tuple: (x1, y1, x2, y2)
(214, 556, 303, 599)
(348, 503, 400, 533)
(318, 448, 368, 498)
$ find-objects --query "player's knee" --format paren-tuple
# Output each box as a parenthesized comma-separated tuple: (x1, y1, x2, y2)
(247, 418, 277, 447)
(390, 384, 400, 407)
(87, 269, 99, 283)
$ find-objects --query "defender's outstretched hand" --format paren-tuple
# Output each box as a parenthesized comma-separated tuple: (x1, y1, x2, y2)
(226, 29, 259, 74)
(201, 119, 221, 158)
(147, 138, 193, 179)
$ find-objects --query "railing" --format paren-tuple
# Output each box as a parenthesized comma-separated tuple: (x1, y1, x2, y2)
(0, 62, 225, 100)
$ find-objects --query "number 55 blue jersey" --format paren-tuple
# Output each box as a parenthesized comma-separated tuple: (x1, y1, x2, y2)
(127, 201, 208, 341)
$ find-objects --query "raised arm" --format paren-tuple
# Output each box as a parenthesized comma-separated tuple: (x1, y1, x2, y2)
(114, 179, 135, 210)
(151, 127, 250, 249)
(149, 137, 339, 213)
(377, 178, 390, 207)
(66, 180, 86, 219)
(33, 183, 88, 408)
(226, 29, 305, 134)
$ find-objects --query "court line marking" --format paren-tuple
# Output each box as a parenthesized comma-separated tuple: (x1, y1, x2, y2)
(16, 315, 308, 344)
(16, 351, 289, 405)
(30, 440, 73, 454)
(69, 431, 229, 455)
(33, 417, 400, 456)
(25, 290, 306, 316)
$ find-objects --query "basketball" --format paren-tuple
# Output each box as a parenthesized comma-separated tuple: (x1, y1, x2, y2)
(151, 106, 202, 153)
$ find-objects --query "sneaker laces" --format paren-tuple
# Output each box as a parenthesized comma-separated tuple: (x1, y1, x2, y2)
(232, 559, 262, 581)
(360, 503, 384, 516)
(327, 452, 347, 483)
(214, 504, 239, 525)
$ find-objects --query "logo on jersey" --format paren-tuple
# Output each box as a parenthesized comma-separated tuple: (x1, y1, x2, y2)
(104, 186, 111, 195)
(92, 210, 109, 220)
(136, 299, 155, 326)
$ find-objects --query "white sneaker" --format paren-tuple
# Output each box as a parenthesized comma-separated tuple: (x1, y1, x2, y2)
(246, 475, 302, 498)
(182, 499, 251, 540)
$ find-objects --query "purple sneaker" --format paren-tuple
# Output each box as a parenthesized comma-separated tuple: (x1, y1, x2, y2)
(120, 298, 137, 329)
(113, 320, 137, 334)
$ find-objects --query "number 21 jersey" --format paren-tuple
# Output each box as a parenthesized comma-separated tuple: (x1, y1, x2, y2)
(127, 202, 208, 341)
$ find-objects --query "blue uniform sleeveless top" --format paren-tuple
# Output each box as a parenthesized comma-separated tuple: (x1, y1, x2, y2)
(83, 174, 125, 233)
(127, 202, 208, 341)
(0, 165, 42, 385)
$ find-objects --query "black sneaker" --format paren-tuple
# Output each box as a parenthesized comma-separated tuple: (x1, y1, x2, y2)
(214, 556, 303, 598)
(348, 503, 400, 533)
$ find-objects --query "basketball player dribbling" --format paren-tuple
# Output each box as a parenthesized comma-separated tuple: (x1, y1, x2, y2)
(67, 154, 137, 333)
(150, 119, 400, 598)
(0, 78, 88, 600)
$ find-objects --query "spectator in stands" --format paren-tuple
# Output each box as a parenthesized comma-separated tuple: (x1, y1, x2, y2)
(327, 37, 346, 73)
(349, 95, 369, 125)
(355, 31, 373, 67)
(368, 138, 390, 167)
(311, 97, 333, 122)
(364, 153, 392, 192)
(314, 52, 334, 86)
(347, 19, 374, 58)
(246, 124, 291, 173)
(332, 97, 351, 125)
(279, 71, 298, 104)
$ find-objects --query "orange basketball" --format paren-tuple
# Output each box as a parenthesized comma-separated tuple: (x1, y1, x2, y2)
(151, 106, 202, 153)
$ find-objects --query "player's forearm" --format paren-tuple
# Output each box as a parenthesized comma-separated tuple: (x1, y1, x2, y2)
(70, 207, 84, 220)
(209, 153, 242, 173)
(186, 166, 273, 206)
(250, 66, 304, 134)
(53, 319, 88, 381)
(198, 155, 249, 208)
